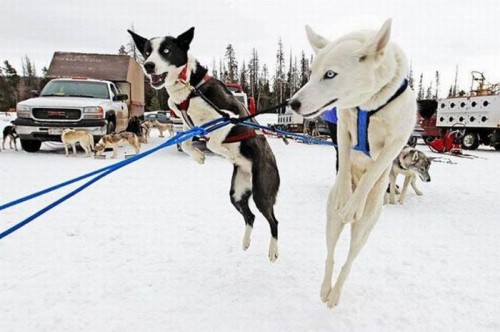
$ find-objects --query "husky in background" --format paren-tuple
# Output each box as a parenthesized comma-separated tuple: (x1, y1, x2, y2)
(289, 19, 417, 307)
(94, 132, 140, 159)
(389, 146, 433, 204)
(61, 129, 94, 157)
(128, 27, 281, 261)
(2, 125, 18, 151)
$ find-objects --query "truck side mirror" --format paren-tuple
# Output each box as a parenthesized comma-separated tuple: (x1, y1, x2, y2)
(113, 94, 128, 101)
(31, 90, 40, 97)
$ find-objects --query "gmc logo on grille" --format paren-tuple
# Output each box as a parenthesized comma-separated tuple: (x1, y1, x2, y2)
(47, 111, 66, 118)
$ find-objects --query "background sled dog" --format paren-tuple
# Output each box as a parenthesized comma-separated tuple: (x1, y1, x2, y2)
(290, 19, 417, 307)
(153, 120, 174, 138)
(129, 27, 281, 262)
(389, 146, 432, 204)
(61, 129, 94, 157)
(95, 132, 140, 158)
(2, 125, 18, 151)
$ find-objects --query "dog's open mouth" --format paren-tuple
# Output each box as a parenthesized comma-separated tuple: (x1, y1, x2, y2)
(302, 98, 338, 118)
(150, 72, 168, 87)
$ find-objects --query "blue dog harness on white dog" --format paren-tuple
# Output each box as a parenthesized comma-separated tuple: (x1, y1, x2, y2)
(353, 79, 409, 157)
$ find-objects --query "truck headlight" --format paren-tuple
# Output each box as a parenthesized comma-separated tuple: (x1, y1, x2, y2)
(83, 106, 103, 119)
(16, 105, 31, 118)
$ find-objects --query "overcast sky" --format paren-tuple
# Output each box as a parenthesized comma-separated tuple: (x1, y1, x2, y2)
(2, 0, 499, 97)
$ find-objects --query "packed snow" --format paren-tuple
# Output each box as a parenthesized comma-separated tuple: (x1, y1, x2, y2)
(1, 113, 499, 332)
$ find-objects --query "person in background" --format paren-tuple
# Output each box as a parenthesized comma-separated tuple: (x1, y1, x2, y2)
(322, 107, 339, 174)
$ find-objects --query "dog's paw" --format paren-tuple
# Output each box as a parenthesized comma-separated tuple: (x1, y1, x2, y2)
(320, 283, 332, 303)
(326, 287, 342, 308)
(339, 196, 365, 223)
(191, 150, 205, 164)
(268, 238, 279, 262)
(242, 225, 252, 251)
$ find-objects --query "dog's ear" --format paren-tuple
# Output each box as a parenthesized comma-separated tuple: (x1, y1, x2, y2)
(305, 25, 330, 54)
(412, 151, 420, 162)
(128, 30, 148, 56)
(359, 18, 392, 61)
(176, 27, 195, 51)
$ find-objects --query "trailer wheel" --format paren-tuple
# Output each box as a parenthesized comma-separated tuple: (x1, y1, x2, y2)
(461, 132, 480, 150)
(20, 139, 42, 153)
(407, 136, 418, 147)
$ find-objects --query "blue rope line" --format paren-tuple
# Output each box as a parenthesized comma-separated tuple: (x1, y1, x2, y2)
(0, 116, 333, 240)
(0, 118, 228, 240)
(239, 120, 337, 147)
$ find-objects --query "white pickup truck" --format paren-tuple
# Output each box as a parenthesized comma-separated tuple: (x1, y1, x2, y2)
(14, 77, 129, 152)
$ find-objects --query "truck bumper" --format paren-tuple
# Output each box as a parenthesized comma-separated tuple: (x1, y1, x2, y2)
(13, 118, 108, 142)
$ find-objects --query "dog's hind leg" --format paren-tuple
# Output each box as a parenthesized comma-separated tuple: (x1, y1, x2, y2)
(230, 165, 255, 251)
(251, 159, 280, 262)
(326, 169, 388, 308)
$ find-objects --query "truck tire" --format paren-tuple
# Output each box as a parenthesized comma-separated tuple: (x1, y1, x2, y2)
(106, 120, 115, 134)
(461, 132, 480, 150)
(20, 139, 42, 153)
(495, 144, 500, 151)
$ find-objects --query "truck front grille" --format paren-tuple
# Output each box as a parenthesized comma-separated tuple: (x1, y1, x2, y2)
(32, 108, 82, 120)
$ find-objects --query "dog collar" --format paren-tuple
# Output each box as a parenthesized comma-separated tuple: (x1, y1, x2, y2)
(353, 79, 408, 157)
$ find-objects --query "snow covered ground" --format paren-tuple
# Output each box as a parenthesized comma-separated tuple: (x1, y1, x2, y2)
(1, 113, 499, 332)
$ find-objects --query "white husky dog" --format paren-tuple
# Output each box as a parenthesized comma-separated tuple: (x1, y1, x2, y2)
(290, 19, 416, 308)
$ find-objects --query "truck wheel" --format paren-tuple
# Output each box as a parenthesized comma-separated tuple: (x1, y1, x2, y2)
(20, 139, 42, 153)
(106, 121, 115, 134)
(461, 132, 480, 150)
(495, 144, 500, 151)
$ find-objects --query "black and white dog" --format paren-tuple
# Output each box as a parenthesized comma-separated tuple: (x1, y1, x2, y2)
(2, 125, 18, 151)
(128, 27, 281, 261)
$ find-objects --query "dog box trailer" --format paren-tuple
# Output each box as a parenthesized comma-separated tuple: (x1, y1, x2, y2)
(14, 52, 145, 152)
(435, 72, 500, 150)
(277, 106, 304, 133)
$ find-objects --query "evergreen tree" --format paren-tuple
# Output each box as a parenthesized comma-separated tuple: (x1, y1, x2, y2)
(127, 24, 143, 62)
(408, 62, 414, 90)
(211, 58, 218, 80)
(239, 61, 248, 92)
(22, 55, 39, 100)
(273, 38, 285, 108)
(118, 45, 127, 55)
(417, 74, 424, 100)
(2, 61, 20, 106)
(299, 51, 310, 87)
(434, 70, 440, 99)
(248, 48, 259, 99)
(224, 44, 238, 83)
(425, 81, 433, 99)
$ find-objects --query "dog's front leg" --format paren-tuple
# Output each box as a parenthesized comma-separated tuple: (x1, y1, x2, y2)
(206, 125, 237, 163)
(388, 171, 398, 204)
(332, 121, 353, 211)
(341, 141, 402, 222)
(181, 124, 206, 164)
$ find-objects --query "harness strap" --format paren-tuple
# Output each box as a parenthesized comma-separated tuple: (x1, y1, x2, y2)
(222, 130, 257, 143)
(353, 79, 409, 157)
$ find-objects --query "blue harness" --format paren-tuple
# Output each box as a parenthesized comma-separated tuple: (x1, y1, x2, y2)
(352, 79, 409, 157)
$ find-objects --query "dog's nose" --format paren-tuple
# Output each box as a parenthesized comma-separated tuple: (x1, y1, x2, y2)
(144, 62, 156, 74)
(289, 99, 301, 111)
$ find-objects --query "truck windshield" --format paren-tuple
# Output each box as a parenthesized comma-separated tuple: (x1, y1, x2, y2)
(41, 80, 110, 99)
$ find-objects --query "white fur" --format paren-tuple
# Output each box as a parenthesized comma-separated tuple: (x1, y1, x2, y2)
(291, 19, 416, 308)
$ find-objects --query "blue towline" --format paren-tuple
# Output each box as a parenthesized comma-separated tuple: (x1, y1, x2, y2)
(0, 118, 334, 240)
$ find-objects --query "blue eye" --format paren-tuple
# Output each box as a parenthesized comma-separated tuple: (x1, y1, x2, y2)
(324, 70, 337, 79)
